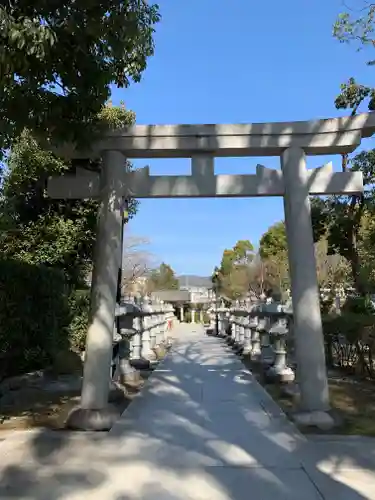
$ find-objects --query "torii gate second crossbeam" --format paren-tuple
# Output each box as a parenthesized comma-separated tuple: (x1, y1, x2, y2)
(47, 159, 363, 199)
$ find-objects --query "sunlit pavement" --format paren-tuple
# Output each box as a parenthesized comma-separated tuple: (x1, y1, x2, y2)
(1, 324, 375, 499)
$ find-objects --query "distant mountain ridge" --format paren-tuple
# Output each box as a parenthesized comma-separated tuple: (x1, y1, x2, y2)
(177, 275, 212, 288)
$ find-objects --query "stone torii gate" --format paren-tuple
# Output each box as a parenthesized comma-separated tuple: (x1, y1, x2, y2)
(48, 113, 375, 430)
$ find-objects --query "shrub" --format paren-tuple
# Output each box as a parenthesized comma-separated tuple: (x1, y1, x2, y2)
(67, 288, 90, 352)
(0, 259, 71, 379)
(342, 295, 375, 315)
(323, 310, 375, 376)
(323, 312, 375, 343)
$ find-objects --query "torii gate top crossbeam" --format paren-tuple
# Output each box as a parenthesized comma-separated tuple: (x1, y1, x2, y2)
(55, 112, 375, 159)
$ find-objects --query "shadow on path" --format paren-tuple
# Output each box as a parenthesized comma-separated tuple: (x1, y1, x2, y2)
(0, 324, 374, 499)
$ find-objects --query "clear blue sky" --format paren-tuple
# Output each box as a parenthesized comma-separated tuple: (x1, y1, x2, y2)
(110, 0, 374, 276)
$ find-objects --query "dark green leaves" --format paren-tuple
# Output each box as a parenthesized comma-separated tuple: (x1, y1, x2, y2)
(335, 78, 375, 114)
(0, 105, 139, 287)
(0, 1, 160, 154)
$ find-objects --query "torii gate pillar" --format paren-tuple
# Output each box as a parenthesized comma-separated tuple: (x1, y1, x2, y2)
(67, 150, 124, 431)
(282, 147, 330, 425)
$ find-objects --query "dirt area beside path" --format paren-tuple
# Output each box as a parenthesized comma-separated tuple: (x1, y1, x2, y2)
(242, 356, 375, 436)
(0, 371, 152, 432)
(0, 332, 175, 433)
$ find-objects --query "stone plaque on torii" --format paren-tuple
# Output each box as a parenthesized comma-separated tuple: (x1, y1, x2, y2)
(47, 113, 375, 430)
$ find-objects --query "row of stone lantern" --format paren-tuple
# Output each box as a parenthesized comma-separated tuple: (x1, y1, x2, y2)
(66, 297, 176, 430)
(210, 301, 295, 383)
(113, 297, 176, 383)
(207, 299, 338, 430)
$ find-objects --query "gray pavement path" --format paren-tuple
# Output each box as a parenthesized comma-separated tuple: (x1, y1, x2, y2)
(0, 324, 375, 499)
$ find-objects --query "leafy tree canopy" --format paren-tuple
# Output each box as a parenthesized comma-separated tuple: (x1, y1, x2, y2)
(311, 6, 375, 294)
(214, 240, 255, 300)
(310, 149, 375, 295)
(334, 4, 375, 54)
(257, 223, 289, 296)
(258, 221, 287, 260)
(0, 104, 138, 286)
(0, 1, 160, 154)
(148, 262, 179, 291)
(333, 3, 375, 112)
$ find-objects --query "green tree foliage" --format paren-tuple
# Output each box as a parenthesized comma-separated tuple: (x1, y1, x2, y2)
(148, 262, 179, 290)
(258, 221, 287, 259)
(0, 105, 140, 367)
(258, 222, 289, 295)
(0, 1, 160, 154)
(315, 238, 351, 290)
(308, 6, 375, 295)
(214, 240, 255, 299)
(311, 150, 375, 295)
(335, 78, 375, 115)
(221, 240, 254, 269)
(333, 4, 375, 112)
(334, 5, 375, 57)
(232, 240, 255, 264)
(257, 219, 352, 299)
(0, 105, 138, 286)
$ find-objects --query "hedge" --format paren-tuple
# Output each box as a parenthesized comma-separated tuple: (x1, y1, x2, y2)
(322, 295, 375, 377)
(0, 259, 80, 379)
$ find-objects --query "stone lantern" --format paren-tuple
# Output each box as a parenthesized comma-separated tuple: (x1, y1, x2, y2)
(266, 314, 295, 383)
(116, 302, 145, 380)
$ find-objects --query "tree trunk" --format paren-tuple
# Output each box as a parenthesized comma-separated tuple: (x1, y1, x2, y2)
(349, 251, 366, 296)
(348, 195, 366, 296)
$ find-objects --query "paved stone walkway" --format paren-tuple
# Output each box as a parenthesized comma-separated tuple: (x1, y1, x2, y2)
(1, 324, 375, 499)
